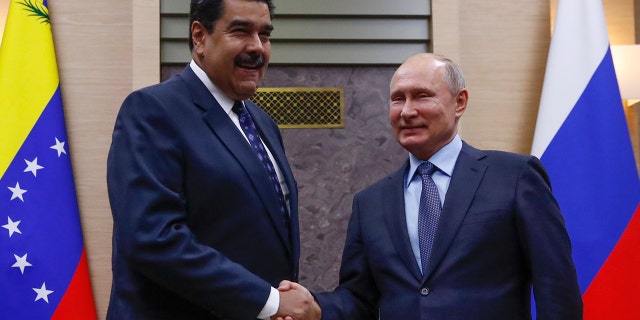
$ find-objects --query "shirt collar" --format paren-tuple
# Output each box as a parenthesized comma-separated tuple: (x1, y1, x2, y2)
(189, 60, 236, 115)
(406, 134, 462, 187)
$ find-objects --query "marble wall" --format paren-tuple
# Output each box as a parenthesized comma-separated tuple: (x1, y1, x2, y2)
(163, 65, 408, 291)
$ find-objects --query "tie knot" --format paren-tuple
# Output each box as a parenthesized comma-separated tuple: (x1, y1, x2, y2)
(232, 100, 244, 115)
(418, 161, 437, 177)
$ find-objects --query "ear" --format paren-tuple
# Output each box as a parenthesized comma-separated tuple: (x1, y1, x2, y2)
(454, 88, 468, 117)
(191, 21, 206, 56)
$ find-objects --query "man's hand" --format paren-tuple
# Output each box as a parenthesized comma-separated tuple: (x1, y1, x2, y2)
(271, 281, 321, 320)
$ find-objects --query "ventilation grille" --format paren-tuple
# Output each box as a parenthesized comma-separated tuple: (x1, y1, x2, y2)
(250, 88, 344, 128)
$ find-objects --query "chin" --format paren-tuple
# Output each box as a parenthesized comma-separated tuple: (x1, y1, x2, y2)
(399, 136, 429, 150)
(399, 140, 420, 152)
(236, 92, 257, 100)
(234, 83, 259, 97)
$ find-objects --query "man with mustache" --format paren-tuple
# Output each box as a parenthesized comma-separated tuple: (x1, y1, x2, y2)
(107, 0, 319, 319)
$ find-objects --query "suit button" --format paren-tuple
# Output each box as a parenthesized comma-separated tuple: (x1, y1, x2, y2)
(421, 287, 430, 295)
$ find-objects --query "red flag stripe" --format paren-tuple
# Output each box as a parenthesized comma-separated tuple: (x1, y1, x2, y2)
(52, 249, 97, 320)
(583, 204, 640, 320)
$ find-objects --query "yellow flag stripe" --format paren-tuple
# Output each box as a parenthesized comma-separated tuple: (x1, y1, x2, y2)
(0, 0, 59, 178)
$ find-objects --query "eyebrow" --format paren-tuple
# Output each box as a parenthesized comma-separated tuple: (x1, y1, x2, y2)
(228, 19, 274, 32)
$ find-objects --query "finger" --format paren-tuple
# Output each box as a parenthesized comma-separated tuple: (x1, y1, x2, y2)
(277, 280, 293, 291)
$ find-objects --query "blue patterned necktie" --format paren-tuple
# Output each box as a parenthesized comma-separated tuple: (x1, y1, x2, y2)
(232, 101, 290, 230)
(417, 161, 442, 274)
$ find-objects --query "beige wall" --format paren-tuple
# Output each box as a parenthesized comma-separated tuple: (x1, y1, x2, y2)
(0, 0, 635, 318)
(432, 0, 637, 155)
(51, 1, 159, 316)
(432, 0, 551, 154)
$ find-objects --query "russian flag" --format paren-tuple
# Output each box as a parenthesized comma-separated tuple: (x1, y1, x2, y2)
(531, 0, 640, 318)
(0, 0, 97, 318)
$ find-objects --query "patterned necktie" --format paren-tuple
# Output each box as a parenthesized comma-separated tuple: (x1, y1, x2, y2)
(232, 101, 290, 230)
(417, 161, 442, 274)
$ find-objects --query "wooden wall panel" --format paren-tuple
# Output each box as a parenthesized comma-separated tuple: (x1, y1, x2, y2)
(430, 0, 461, 61)
(433, 0, 550, 154)
(48, 2, 128, 317)
(47, 0, 159, 317)
(134, 0, 160, 89)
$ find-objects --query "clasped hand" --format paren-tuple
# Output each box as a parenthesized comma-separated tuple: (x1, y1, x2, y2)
(271, 281, 321, 320)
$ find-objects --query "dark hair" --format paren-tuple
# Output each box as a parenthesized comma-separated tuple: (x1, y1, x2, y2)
(189, 0, 275, 51)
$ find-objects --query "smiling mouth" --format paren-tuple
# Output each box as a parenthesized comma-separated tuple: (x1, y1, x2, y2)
(401, 124, 424, 130)
(399, 125, 427, 136)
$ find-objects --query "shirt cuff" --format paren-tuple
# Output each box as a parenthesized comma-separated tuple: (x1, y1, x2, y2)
(257, 286, 280, 319)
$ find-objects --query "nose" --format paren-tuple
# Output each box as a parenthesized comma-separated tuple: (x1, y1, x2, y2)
(246, 33, 265, 54)
(400, 100, 417, 118)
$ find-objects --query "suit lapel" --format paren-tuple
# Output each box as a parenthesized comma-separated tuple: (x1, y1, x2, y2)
(422, 143, 487, 281)
(383, 162, 424, 281)
(179, 67, 293, 254)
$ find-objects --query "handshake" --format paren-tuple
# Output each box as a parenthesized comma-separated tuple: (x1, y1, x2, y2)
(271, 281, 321, 320)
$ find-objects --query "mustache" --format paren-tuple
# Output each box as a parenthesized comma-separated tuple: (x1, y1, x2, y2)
(235, 53, 265, 68)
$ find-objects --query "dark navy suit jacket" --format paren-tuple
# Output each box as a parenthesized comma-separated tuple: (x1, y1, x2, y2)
(107, 66, 299, 319)
(316, 143, 582, 319)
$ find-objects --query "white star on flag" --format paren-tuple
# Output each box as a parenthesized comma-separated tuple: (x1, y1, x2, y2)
(50, 137, 67, 157)
(8, 182, 27, 202)
(33, 282, 53, 303)
(23, 157, 44, 177)
(12, 253, 33, 274)
(2, 216, 22, 237)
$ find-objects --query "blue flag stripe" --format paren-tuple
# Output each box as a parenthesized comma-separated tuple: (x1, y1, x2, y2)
(0, 87, 83, 318)
(540, 49, 640, 293)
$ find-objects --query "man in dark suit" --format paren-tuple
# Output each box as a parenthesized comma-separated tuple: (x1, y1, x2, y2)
(107, 0, 319, 319)
(281, 53, 582, 319)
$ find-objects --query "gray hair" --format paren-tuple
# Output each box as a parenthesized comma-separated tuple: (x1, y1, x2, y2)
(428, 53, 466, 96)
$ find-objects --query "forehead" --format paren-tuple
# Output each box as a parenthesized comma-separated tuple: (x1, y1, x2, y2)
(391, 58, 446, 90)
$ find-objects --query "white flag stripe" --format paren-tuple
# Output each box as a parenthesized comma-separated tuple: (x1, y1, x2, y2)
(531, 0, 610, 157)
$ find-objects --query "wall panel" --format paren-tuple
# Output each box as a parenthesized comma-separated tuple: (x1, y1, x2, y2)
(47, 0, 159, 318)
(433, 0, 550, 154)
(160, 0, 429, 16)
(160, 0, 430, 65)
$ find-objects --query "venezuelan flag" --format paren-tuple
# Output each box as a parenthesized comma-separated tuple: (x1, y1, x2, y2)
(0, 0, 97, 318)
(532, 0, 640, 318)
